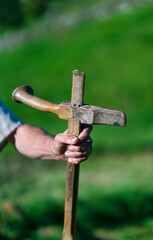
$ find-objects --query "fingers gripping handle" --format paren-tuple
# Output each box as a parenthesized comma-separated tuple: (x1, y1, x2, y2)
(12, 85, 59, 114)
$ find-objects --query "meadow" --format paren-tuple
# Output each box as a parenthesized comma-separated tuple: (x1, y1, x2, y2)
(0, 3, 153, 239)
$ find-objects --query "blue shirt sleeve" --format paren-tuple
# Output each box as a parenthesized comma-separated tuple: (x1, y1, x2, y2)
(0, 100, 22, 147)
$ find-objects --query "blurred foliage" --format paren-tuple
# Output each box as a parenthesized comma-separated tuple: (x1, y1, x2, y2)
(0, 0, 24, 28)
(1, 2, 153, 240)
(22, 0, 48, 21)
(0, 152, 153, 239)
(0, 0, 64, 30)
(0, 0, 103, 30)
(1, 5, 153, 152)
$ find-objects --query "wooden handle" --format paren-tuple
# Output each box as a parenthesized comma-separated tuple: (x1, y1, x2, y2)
(12, 85, 59, 114)
(62, 70, 85, 240)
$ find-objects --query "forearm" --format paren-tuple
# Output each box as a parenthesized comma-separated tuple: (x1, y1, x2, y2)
(9, 124, 60, 159)
(8, 124, 92, 163)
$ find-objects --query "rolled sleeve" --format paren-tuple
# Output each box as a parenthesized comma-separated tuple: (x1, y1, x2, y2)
(0, 100, 22, 147)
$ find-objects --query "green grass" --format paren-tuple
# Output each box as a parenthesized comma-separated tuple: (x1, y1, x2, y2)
(1, 6, 153, 153)
(0, 151, 153, 239)
(49, 0, 103, 12)
(1, 4, 153, 240)
(94, 218, 153, 240)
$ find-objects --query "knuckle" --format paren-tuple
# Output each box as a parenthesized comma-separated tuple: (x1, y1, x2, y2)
(72, 146, 81, 152)
(77, 146, 82, 152)
(83, 150, 88, 156)
(55, 133, 62, 141)
(74, 160, 80, 164)
(81, 156, 87, 161)
(71, 152, 82, 158)
(70, 159, 80, 164)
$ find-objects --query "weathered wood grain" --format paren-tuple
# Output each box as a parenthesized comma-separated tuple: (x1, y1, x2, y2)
(62, 70, 85, 240)
(12, 69, 127, 240)
(12, 85, 126, 127)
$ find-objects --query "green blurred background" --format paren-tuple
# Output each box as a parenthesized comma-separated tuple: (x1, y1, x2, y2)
(0, 0, 153, 239)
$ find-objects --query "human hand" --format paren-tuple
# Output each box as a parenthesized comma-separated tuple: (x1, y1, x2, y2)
(53, 125, 93, 164)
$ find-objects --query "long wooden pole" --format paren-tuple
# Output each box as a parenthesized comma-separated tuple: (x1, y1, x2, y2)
(62, 70, 85, 240)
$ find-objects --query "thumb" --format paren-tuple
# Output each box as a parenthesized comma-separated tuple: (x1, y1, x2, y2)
(55, 132, 79, 145)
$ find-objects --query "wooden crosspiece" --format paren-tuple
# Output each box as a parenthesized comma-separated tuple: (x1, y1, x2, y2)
(12, 69, 126, 240)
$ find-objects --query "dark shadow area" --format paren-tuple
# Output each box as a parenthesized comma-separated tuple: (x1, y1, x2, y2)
(78, 191, 153, 229)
